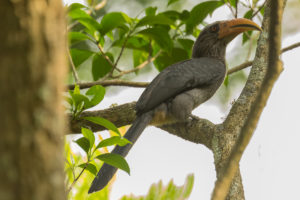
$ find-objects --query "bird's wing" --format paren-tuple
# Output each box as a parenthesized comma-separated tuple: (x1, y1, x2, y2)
(136, 57, 226, 114)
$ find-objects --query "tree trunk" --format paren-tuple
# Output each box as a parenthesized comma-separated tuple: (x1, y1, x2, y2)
(0, 1, 67, 200)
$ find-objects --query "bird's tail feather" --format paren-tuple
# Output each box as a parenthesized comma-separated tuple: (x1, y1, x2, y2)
(88, 111, 153, 193)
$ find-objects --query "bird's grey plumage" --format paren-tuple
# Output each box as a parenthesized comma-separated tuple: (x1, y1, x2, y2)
(136, 58, 226, 117)
(87, 18, 261, 193)
(89, 58, 226, 193)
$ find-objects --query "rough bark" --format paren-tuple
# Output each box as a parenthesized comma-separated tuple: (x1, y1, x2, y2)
(0, 1, 67, 200)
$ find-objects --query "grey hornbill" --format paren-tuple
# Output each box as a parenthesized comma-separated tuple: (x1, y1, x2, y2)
(88, 18, 261, 193)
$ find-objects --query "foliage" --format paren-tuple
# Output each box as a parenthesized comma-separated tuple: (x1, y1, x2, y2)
(120, 174, 194, 200)
(65, 0, 265, 197)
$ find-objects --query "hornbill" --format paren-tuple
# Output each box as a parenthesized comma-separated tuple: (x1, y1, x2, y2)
(88, 18, 261, 193)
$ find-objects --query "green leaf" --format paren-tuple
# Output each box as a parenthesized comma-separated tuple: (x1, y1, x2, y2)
(177, 38, 194, 56)
(84, 116, 121, 136)
(244, 9, 253, 19)
(186, 1, 223, 34)
(68, 3, 87, 12)
(77, 18, 101, 33)
(65, 96, 73, 107)
(68, 8, 92, 20)
(138, 27, 172, 51)
(154, 48, 189, 71)
(78, 163, 98, 175)
(73, 84, 80, 95)
(85, 85, 106, 107)
(96, 153, 130, 174)
(224, 75, 229, 87)
(70, 93, 90, 109)
(133, 50, 148, 68)
(75, 137, 90, 154)
(92, 53, 112, 80)
(96, 136, 131, 149)
(179, 10, 190, 21)
(113, 36, 150, 51)
(160, 10, 181, 21)
(167, 0, 180, 6)
(81, 127, 95, 148)
(69, 48, 94, 67)
(99, 12, 131, 35)
(228, 0, 237, 8)
(68, 32, 92, 44)
(136, 14, 174, 27)
(182, 174, 195, 198)
(145, 6, 157, 16)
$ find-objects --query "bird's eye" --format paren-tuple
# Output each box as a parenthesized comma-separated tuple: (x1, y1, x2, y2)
(210, 25, 219, 33)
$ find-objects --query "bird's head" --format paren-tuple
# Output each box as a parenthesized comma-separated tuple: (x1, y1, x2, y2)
(192, 18, 262, 61)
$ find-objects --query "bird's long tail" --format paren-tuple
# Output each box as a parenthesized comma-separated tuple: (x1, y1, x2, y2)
(88, 111, 153, 193)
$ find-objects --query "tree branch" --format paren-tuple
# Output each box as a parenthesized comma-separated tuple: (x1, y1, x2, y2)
(67, 41, 299, 90)
(211, 0, 285, 199)
(251, 0, 266, 19)
(112, 50, 162, 79)
(227, 41, 300, 75)
(68, 101, 216, 148)
(68, 79, 148, 90)
(108, 31, 132, 77)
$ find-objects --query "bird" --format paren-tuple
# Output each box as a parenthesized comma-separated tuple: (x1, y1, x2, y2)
(88, 18, 262, 193)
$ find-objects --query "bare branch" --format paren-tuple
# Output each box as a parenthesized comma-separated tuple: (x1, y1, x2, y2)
(227, 61, 253, 75)
(68, 80, 148, 90)
(108, 31, 132, 77)
(251, 0, 266, 19)
(67, 162, 89, 194)
(112, 50, 162, 79)
(211, 0, 285, 199)
(281, 42, 300, 53)
(235, 0, 238, 18)
(67, 41, 300, 90)
(86, 0, 107, 15)
(97, 43, 115, 68)
(228, 41, 300, 75)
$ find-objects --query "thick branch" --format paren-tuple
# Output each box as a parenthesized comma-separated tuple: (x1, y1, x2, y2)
(68, 102, 216, 148)
(211, 0, 285, 199)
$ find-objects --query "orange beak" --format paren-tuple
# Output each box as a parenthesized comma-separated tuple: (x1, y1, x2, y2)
(218, 18, 262, 40)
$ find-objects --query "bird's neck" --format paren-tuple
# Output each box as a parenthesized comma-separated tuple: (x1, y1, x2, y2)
(192, 47, 226, 63)
(192, 36, 227, 63)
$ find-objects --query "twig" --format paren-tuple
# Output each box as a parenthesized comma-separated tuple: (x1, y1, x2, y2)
(251, 0, 266, 19)
(228, 41, 300, 75)
(226, 2, 236, 18)
(86, 0, 107, 15)
(235, 0, 238, 18)
(68, 50, 80, 84)
(107, 30, 133, 77)
(67, 41, 300, 90)
(227, 61, 253, 75)
(67, 162, 89, 194)
(68, 79, 148, 90)
(97, 43, 115, 69)
(112, 50, 162, 79)
(211, 0, 285, 199)
(281, 42, 300, 53)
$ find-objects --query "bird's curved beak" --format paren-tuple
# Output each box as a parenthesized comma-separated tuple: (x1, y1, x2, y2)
(218, 18, 262, 41)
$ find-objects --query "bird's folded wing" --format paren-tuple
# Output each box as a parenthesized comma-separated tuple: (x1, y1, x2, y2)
(136, 57, 226, 114)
